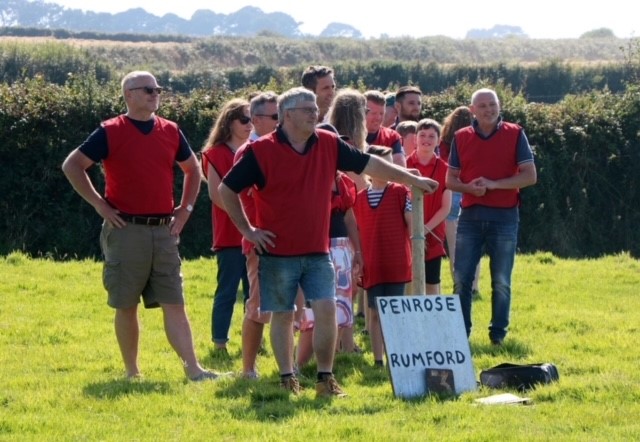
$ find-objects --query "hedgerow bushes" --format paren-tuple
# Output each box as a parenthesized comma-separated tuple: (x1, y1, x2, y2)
(0, 41, 113, 84)
(1, 73, 638, 259)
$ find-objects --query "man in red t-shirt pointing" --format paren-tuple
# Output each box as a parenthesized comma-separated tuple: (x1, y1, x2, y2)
(219, 87, 439, 398)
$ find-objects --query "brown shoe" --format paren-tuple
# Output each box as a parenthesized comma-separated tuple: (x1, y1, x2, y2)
(316, 375, 347, 398)
(280, 375, 301, 395)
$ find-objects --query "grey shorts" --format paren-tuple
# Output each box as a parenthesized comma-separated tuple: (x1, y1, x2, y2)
(100, 222, 183, 309)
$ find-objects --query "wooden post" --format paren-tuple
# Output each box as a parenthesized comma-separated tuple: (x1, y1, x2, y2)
(409, 186, 425, 295)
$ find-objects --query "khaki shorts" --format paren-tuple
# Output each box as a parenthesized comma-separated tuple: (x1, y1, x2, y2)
(244, 248, 272, 324)
(100, 222, 183, 309)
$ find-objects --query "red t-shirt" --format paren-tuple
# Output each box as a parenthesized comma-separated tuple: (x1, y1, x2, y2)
(202, 144, 243, 250)
(102, 115, 178, 215)
(439, 140, 452, 164)
(455, 122, 522, 209)
(234, 142, 258, 255)
(369, 126, 402, 148)
(354, 183, 412, 289)
(332, 172, 356, 212)
(249, 131, 339, 255)
(406, 152, 448, 260)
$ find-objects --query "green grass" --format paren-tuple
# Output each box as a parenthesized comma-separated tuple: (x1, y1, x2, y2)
(1, 251, 639, 441)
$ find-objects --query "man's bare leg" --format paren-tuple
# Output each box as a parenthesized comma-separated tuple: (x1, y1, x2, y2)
(115, 305, 141, 378)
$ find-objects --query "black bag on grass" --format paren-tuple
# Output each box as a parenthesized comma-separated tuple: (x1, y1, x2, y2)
(480, 363, 559, 391)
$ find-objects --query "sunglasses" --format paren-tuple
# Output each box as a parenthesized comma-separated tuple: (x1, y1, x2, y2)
(256, 113, 278, 121)
(129, 86, 163, 95)
(237, 115, 252, 125)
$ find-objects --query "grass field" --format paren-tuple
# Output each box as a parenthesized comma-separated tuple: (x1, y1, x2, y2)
(1, 251, 639, 441)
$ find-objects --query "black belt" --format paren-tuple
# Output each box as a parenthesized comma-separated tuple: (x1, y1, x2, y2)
(120, 214, 172, 226)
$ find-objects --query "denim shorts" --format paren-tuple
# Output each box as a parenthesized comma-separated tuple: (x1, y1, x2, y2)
(259, 254, 336, 312)
(446, 191, 462, 221)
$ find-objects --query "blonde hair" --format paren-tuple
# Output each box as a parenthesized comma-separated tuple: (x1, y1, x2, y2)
(328, 89, 367, 150)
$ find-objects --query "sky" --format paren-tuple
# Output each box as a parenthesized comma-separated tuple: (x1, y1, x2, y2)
(49, 0, 637, 40)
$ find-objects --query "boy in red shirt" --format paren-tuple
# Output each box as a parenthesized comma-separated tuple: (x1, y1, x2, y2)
(406, 119, 452, 294)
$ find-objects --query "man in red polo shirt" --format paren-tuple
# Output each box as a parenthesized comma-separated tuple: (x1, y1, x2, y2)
(62, 70, 219, 382)
(219, 87, 439, 398)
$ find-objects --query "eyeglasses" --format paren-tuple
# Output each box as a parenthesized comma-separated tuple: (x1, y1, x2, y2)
(129, 86, 163, 95)
(289, 107, 319, 116)
(236, 115, 252, 125)
(256, 113, 278, 121)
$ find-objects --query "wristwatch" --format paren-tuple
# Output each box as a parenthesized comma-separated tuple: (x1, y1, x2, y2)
(185, 204, 194, 213)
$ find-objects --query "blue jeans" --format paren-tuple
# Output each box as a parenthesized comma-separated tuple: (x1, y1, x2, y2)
(446, 191, 462, 221)
(212, 247, 248, 344)
(453, 219, 518, 341)
(259, 254, 335, 312)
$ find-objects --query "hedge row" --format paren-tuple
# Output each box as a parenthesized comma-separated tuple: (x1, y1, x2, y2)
(1, 76, 638, 259)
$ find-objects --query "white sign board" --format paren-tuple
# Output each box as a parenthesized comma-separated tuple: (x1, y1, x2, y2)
(376, 294, 476, 399)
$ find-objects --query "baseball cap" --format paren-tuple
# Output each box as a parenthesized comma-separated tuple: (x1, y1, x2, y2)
(385, 93, 396, 107)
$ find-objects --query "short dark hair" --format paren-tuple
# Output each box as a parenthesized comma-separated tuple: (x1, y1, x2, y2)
(416, 118, 442, 138)
(301, 65, 334, 91)
(395, 86, 422, 103)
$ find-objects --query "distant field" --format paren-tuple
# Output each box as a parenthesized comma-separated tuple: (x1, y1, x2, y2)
(0, 34, 630, 73)
(0, 36, 180, 48)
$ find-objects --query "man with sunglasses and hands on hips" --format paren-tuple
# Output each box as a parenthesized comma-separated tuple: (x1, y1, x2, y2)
(62, 71, 221, 382)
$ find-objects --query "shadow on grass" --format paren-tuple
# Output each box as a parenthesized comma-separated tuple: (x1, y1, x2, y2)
(83, 378, 173, 399)
(211, 374, 343, 422)
(202, 347, 238, 373)
(470, 338, 531, 358)
(210, 356, 458, 421)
